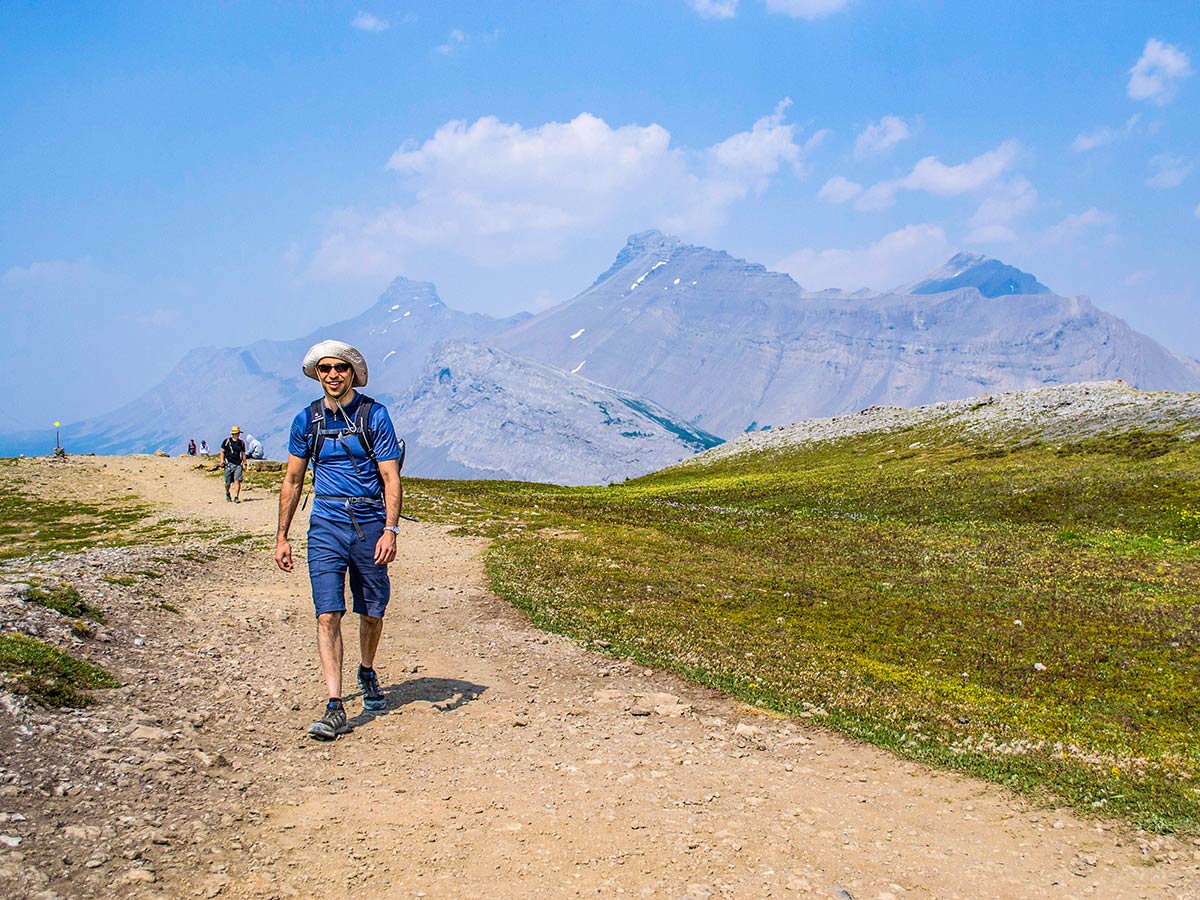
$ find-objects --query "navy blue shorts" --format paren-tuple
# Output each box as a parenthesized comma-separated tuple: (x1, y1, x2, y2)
(307, 516, 390, 618)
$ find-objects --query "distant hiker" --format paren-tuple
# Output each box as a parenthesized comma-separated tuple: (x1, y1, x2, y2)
(220, 426, 248, 503)
(274, 340, 404, 740)
(188, 438, 197, 456)
(200, 439, 209, 455)
(246, 434, 265, 460)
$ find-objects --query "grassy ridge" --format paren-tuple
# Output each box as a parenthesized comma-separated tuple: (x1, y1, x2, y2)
(409, 425, 1200, 833)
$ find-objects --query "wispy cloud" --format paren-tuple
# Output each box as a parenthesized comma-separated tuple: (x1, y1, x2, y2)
(1128, 38, 1192, 106)
(1146, 153, 1193, 189)
(687, 0, 738, 19)
(854, 115, 910, 159)
(855, 140, 1021, 211)
(351, 11, 389, 33)
(965, 176, 1038, 245)
(1043, 208, 1117, 246)
(765, 0, 849, 19)
(436, 29, 467, 54)
(817, 175, 863, 204)
(1, 258, 98, 290)
(686, 0, 847, 18)
(776, 224, 949, 292)
(1071, 114, 1140, 152)
(311, 104, 821, 277)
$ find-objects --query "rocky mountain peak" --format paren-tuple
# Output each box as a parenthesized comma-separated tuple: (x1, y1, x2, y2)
(903, 251, 1052, 298)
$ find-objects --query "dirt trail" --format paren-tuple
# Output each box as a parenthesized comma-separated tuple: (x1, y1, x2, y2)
(13, 456, 1200, 899)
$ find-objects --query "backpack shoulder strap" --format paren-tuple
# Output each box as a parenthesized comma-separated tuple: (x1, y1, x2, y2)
(306, 399, 326, 465)
(353, 395, 405, 473)
(352, 395, 380, 475)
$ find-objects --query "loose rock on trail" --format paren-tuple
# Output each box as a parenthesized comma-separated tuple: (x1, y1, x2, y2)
(1, 455, 1197, 899)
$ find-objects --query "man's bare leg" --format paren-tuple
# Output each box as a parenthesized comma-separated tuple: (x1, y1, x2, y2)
(359, 615, 383, 669)
(316, 612, 344, 699)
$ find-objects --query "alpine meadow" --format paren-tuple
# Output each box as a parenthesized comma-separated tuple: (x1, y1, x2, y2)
(405, 384, 1200, 833)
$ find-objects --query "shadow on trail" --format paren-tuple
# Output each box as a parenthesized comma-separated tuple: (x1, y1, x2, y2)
(344, 677, 488, 731)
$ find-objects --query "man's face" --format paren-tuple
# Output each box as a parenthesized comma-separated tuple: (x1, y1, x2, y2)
(317, 357, 353, 399)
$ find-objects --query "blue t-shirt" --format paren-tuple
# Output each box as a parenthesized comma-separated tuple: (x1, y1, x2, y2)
(288, 394, 401, 525)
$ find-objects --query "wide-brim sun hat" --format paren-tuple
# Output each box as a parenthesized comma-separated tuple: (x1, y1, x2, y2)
(302, 340, 368, 387)
(230, 427, 241, 434)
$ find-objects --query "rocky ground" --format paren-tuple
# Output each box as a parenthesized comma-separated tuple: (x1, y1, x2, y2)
(1, 454, 1198, 900)
(688, 381, 1200, 467)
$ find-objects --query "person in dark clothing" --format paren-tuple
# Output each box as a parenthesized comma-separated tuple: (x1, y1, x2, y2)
(219, 426, 248, 502)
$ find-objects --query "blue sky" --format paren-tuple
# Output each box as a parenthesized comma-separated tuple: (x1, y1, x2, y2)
(2, 1, 1197, 429)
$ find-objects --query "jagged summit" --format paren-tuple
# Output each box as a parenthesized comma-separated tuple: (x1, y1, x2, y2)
(590, 230, 686, 287)
(589, 229, 795, 290)
(903, 251, 1052, 298)
(371, 276, 444, 311)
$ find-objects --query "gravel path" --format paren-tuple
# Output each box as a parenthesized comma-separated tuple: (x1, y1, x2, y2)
(2, 454, 1198, 899)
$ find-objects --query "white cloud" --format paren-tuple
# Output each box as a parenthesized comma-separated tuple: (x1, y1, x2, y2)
(710, 100, 812, 180)
(1043, 208, 1117, 246)
(436, 29, 466, 54)
(1146, 153, 1193, 188)
(311, 104, 818, 277)
(351, 12, 389, 33)
(688, 0, 738, 18)
(902, 140, 1020, 196)
(854, 140, 1020, 211)
(1, 258, 97, 290)
(775, 224, 950, 292)
(765, 0, 849, 19)
(817, 175, 863, 204)
(965, 177, 1038, 244)
(1128, 38, 1193, 106)
(854, 115, 910, 159)
(1071, 114, 1140, 152)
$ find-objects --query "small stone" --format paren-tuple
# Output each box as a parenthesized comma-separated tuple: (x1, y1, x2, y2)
(0, 834, 20, 848)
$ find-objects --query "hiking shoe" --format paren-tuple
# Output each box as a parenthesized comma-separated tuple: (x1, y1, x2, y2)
(225, 492, 231, 502)
(307, 701, 350, 740)
(357, 666, 387, 711)
(234, 497, 240, 503)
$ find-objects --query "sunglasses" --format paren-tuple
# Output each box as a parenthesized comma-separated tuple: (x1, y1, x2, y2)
(316, 362, 352, 375)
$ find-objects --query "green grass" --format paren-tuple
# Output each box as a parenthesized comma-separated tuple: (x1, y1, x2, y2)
(0, 633, 119, 707)
(27, 581, 105, 623)
(0, 464, 180, 559)
(408, 425, 1200, 834)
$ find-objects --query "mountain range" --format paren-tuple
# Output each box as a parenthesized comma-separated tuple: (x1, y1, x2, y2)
(495, 231, 1200, 436)
(7, 231, 1200, 483)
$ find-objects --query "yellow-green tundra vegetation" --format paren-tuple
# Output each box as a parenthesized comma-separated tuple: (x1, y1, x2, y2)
(408, 424, 1200, 834)
(0, 459, 222, 707)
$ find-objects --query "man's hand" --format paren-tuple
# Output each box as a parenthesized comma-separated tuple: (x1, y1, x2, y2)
(374, 529, 397, 565)
(275, 538, 293, 572)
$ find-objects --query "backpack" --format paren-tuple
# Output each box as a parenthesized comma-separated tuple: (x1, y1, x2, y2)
(304, 394, 405, 486)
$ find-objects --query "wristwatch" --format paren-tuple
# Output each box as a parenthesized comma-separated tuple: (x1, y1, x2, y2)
(383, 525, 401, 536)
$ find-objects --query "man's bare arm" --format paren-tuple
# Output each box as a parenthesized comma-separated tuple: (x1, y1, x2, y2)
(373, 459, 402, 565)
(274, 455, 308, 572)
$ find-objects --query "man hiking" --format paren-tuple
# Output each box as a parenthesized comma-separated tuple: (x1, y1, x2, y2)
(274, 340, 403, 740)
(219, 426, 248, 502)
